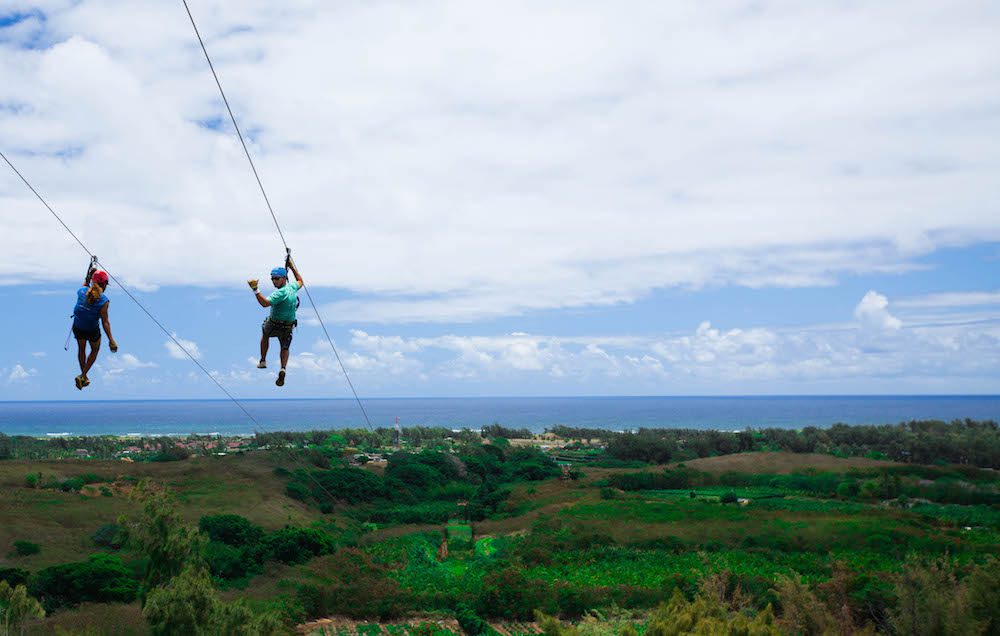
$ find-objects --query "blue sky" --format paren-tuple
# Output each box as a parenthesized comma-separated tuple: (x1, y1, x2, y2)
(2, 1, 999, 400)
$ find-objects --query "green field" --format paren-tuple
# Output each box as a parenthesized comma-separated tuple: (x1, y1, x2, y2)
(1, 440, 999, 635)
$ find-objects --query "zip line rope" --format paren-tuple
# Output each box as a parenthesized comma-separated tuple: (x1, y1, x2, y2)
(1, 148, 343, 505)
(181, 0, 375, 431)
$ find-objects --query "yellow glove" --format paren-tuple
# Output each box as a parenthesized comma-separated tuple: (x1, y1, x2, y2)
(248, 278, 259, 292)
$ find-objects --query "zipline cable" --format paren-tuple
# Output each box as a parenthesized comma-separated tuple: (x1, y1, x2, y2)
(1, 148, 343, 503)
(3, 148, 258, 421)
(181, 0, 375, 431)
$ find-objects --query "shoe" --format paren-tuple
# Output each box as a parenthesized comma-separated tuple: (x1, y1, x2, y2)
(74, 375, 84, 390)
(257, 359, 267, 369)
(276, 369, 286, 387)
(81, 377, 91, 388)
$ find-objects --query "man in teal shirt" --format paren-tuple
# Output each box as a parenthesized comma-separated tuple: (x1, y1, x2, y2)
(248, 259, 304, 386)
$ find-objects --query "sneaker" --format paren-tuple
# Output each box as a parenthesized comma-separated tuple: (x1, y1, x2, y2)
(257, 359, 267, 369)
(276, 369, 286, 387)
(74, 375, 84, 390)
(81, 377, 91, 389)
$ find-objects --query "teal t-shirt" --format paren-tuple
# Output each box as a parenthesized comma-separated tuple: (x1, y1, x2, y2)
(267, 281, 300, 322)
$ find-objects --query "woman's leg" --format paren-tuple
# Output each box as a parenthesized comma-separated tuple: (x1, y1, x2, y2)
(82, 339, 101, 379)
(76, 339, 87, 373)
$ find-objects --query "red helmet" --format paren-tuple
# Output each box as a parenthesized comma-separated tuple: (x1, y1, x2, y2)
(91, 270, 109, 285)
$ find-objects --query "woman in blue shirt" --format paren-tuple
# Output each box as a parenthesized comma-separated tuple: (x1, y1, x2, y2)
(72, 270, 118, 389)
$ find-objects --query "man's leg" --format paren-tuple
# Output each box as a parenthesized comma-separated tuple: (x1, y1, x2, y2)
(82, 339, 101, 379)
(276, 328, 291, 386)
(259, 333, 269, 368)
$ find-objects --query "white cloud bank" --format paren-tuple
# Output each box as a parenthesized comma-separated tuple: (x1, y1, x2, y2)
(854, 291, 902, 331)
(6, 364, 36, 383)
(262, 291, 999, 394)
(2, 1, 999, 323)
(164, 334, 202, 360)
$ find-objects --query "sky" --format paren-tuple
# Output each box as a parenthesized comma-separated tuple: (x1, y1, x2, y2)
(1, 0, 999, 400)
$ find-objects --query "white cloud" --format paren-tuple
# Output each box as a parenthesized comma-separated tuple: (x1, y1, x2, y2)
(31, 351, 47, 357)
(164, 333, 202, 360)
(6, 364, 36, 383)
(895, 290, 1000, 309)
(854, 291, 903, 331)
(2, 1, 999, 322)
(301, 291, 1000, 390)
(101, 352, 157, 376)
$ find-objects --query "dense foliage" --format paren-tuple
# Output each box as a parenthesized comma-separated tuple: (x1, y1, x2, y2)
(602, 419, 1000, 467)
(29, 554, 139, 610)
(285, 446, 559, 522)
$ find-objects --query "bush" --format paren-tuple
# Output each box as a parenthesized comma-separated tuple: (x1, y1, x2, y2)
(294, 550, 411, 620)
(60, 476, 85, 492)
(198, 514, 264, 547)
(0, 567, 29, 588)
(30, 553, 139, 610)
(204, 541, 261, 581)
(720, 491, 738, 504)
(264, 527, 336, 564)
(367, 501, 458, 525)
(286, 481, 311, 502)
(150, 446, 192, 462)
(91, 524, 127, 550)
(24, 472, 39, 488)
(456, 603, 495, 635)
(12, 541, 40, 557)
(309, 467, 386, 504)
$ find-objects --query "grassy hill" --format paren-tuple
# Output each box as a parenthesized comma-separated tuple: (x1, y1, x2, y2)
(1, 448, 998, 635)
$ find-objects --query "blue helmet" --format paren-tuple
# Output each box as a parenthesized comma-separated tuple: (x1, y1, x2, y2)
(270, 267, 287, 278)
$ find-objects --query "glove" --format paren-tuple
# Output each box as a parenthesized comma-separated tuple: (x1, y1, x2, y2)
(109, 340, 118, 353)
(248, 278, 259, 292)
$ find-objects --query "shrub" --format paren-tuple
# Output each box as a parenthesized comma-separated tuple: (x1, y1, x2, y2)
(294, 550, 411, 620)
(12, 541, 40, 557)
(264, 527, 336, 564)
(91, 524, 127, 550)
(60, 476, 85, 492)
(30, 553, 139, 610)
(456, 603, 494, 635)
(204, 541, 256, 581)
(24, 473, 39, 488)
(0, 567, 29, 588)
(368, 502, 457, 525)
(286, 481, 310, 501)
(150, 446, 191, 462)
(720, 491, 738, 504)
(198, 514, 264, 547)
(310, 467, 386, 504)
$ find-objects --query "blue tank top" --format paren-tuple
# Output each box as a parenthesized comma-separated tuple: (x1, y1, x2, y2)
(73, 286, 108, 330)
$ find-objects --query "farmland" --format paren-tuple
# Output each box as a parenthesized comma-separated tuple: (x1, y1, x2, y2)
(1, 421, 999, 634)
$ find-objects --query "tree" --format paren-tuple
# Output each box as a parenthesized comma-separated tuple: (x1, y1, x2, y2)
(889, 557, 979, 636)
(0, 581, 45, 636)
(143, 566, 286, 635)
(120, 481, 204, 603)
(29, 553, 138, 610)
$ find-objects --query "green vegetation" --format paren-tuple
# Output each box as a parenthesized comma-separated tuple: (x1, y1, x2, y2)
(0, 420, 998, 633)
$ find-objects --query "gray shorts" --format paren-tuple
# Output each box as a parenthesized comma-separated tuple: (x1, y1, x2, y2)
(262, 319, 294, 350)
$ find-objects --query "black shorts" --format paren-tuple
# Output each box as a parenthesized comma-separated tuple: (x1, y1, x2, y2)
(73, 326, 101, 343)
(262, 319, 294, 350)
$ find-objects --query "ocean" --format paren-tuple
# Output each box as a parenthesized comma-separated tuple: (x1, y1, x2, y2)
(0, 395, 998, 437)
